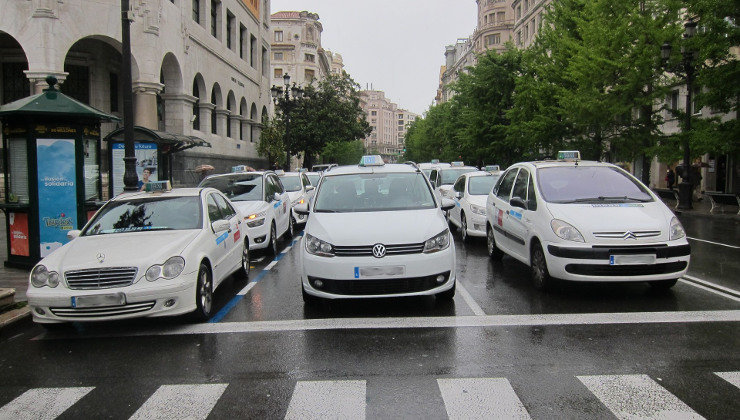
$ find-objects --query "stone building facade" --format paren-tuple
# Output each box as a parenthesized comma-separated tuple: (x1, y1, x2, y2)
(269, 11, 331, 89)
(511, 0, 551, 49)
(360, 90, 399, 162)
(473, 0, 515, 54)
(0, 0, 273, 187)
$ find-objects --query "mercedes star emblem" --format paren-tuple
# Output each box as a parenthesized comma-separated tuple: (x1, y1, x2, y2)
(96, 253, 105, 263)
(372, 244, 386, 258)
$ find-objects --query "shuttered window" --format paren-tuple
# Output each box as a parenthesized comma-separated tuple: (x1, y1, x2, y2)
(7, 138, 29, 203)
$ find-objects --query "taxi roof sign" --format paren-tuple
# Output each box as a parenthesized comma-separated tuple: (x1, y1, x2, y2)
(484, 165, 500, 172)
(360, 155, 385, 166)
(450, 161, 465, 167)
(557, 151, 581, 161)
(144, 180, 172, 192)
(430, 159, 440, 164)
(232, 165, 248, 173)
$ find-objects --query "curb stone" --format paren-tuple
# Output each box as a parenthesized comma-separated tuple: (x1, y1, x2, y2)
(0, 306, 31, 330)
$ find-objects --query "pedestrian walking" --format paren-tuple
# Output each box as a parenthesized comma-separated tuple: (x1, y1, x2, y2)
(666, 167, 676, 191)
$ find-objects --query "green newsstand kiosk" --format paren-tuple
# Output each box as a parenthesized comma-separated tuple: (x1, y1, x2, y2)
(0, 76, 119, 268)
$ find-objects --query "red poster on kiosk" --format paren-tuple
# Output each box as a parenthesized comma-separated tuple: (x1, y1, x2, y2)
(9, 212, 30, 256)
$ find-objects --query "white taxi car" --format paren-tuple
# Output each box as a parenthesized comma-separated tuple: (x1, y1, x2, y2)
(448, 171, 502, 242)
(485, 152, 690, 290)
(294, 156, 457, 304)
(418, 160, 450, 180)
(429, 165, 478, 199)
(199, 171, 292, 255)
(278, 171, 316, 227)
(27, 188, 248, 324)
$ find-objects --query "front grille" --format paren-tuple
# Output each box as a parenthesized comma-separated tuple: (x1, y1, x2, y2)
(49, 301, 155, 318)
(333, 243, 425, 257)
(593, 230, 661, 239)
(65, 267, 138, 290)
(308, 271, 450, 295)
(565, 261, 687, 276)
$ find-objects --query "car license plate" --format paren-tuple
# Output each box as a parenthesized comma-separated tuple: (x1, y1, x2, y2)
(71, 293, 126, 308)
(609, 254, 656, 265)
(355, 266, 405, 278)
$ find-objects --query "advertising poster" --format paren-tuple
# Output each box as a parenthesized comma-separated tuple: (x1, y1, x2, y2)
(111, 142, 158, 196)
(37, 139, 77, 258)
(9, 212, 30, 256)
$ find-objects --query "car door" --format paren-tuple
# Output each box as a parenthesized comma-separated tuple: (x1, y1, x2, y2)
(506, 168, 532, 260)
(450, 176, 465, 227)
(213, 193, 242, 281)
(490, 168, 519, 253)
(206, 193, 232, 282)
(269, 174, 290, 236)
(301, 173, 315, 206)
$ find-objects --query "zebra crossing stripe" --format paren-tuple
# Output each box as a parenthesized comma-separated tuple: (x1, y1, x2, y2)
(715, 371, 740, 389)
(129, 383, 228, 420)
(577, 374, 704, 420)
(437, 378, 531, 420)
(0, 387, 94, 420)
(284, 380, 366, 420)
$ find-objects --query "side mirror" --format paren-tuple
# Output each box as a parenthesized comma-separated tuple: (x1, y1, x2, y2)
(294, 203, 309, 215)
(67, 230, 82, 240)
(273, 192, 282, 202)
(510, 197, 528, 210)
(455, 191, 462, 199)
(211, 219, 230, 233)
(305, 185, 315, 192)
(441, 198, 456, 212)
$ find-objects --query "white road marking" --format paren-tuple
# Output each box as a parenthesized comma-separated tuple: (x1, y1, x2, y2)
(281, 245, 292, 254)
(681, 275, 740, 298)
(714, 371, 740, 389)
(129, 383, 227, 420)
(679, 279, 740, 303)
(284, 380, 365, 420)
(438, 378, 530, 419)
(264, 260, 278, 271)
(237, 281, 258, 296)
(0, 387, 94, 420)
(577, 374, 703, 420)
(47, 310, 740, 339)
(252, 256, 265, 263)
(687, 237, 740, 249)
(456, 281, 486, 316)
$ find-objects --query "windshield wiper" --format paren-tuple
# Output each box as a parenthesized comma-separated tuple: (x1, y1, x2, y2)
(315, 209, 339, 213)
(569, 196, 651, 203)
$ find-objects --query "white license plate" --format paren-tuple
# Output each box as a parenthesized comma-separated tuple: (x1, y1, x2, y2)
(354, 266, 405, 278)
(72, 293, 126, 308)
(609, 254, 657, 265)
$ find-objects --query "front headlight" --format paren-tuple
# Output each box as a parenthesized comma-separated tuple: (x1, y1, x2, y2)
(669, 216, 686, 240)
(470, 204, 486, 215)
(30, 265, 60, 288)
(246, 211, 266, 221)
(551, 219, 585, 242)
(305, 233, 334, 257)
(423, 229, 450, 253)
(146, 256, 186, 281)
(246, 218, 265, 228)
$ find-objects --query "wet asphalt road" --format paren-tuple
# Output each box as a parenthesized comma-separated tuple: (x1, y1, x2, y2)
(0, 214, 738, 419)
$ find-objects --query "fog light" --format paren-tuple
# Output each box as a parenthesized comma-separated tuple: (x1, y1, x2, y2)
(164, 299, 176, 307)
(255, 236, 265, 244)
(436, 275, 445, 283)
(314, 280, 324, 288)
(35, 307, 46, 315)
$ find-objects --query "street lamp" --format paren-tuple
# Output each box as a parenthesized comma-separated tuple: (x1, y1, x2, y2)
(661, 19, 698, 210)
(271, 73, 304, 171)
(120, 0, 138, 191)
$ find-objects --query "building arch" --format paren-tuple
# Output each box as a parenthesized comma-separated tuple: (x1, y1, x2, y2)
(239, 98, 248, 140)
(0, 31, 30, 104)
(226, 90, 236, 138)
(250, 103, 258, 143)
(192, 73, 206, 131)
(210, 83, 222, 134)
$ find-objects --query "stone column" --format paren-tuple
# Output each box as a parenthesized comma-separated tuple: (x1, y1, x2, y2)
(161, 93, 197, 135)
(215, 109, 230, 137)
(197, 102, 215, 134)
(231, 115, 246, 141)
(24, 70, 68, 94)
(252, 121, 263, 144)
(132, 81, 164, 130)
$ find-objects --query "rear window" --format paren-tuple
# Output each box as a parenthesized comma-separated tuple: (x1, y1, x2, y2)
(199, 174, 263, 202)
(537, 166, 653, 204)
(280, 175, 302, 192)
(440, 168, 477, 185)
(468, 176, 500, 196)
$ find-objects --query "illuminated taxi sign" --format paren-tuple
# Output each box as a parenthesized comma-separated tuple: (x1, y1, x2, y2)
(360, 155, 385, 166)
(557, 151, 581, 161)
(232, 165, 248, 173)
(430, 159, 440, 164)
(484, 165, 500, 172)
(450, 161, 464, 167)
(144, 180, 172, 192)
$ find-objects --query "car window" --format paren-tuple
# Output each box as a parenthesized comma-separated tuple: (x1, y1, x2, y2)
(271, 175, 285, 194)
(527, 175, 538, 211)
(307, 174, 320, 186)
(83, 196, 203, 235)
(199, 174, 263, 202)
(440, 168, 477, 185)
(207, 195, 224, 222)
(314, 173, 436, 213)
(496, 169, 519, 201)
(453, 177, 465, 193)
(213, 193, 236, 219)
(512, 169, 529, 200)
(537, 166, 654, 203)
(301, 174, 310, 188)
(468, 176, 499, 196)
(264, 176, 276, 201)
(280, 175, 302, 192)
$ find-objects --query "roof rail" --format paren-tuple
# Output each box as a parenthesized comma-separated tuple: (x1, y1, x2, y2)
(403, 161, 420, 171)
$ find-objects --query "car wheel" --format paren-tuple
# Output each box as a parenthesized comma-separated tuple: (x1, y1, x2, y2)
(436, 281, 456, 300)
(461, 213, 469, 242)
(530, 244, 552, 291)
(302, 283, 321, 305)
(269, 222, 278, 256)
(192, 263, 213, 322)
(241, 241, 250, 279)
(486, 224, 504, 261)
(648, 279, 677, 291)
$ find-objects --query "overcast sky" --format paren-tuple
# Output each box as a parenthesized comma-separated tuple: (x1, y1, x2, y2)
(271, 0, 478, 115)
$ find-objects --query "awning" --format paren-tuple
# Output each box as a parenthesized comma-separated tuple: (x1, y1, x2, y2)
(103, 126, 210, 154)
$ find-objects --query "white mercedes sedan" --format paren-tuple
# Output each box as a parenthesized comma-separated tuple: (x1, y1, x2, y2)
(27, 188, 249, 325)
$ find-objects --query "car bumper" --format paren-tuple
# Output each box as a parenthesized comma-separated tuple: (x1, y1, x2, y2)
(27, 272, 198, 323)
(464, 213, 487, 237)
(245, 221, 271, 250)
(292, 209, 307, 225)
(544, 241, 690, 282)
(301, 245, 456, 299)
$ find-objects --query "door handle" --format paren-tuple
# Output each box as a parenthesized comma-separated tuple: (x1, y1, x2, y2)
(505, 210, 509, 215)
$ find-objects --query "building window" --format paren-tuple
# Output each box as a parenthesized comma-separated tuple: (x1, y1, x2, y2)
(498, 12, 505, 23)
(210, 0, 220, 39)
(371, 110, 377, 116)
(226, 11, 234, 50)
(486, 33, 501, 45)
(669, 90, 679, 111)
(240, 24, 247, 59)
(262, 47, 268, 76)
(274, 30, 283, 42)
(305, 69, 315, 82)
(274, 68, 283, 78)
(516, 6, 521, 21)
(250, 34, 257, 68)
(192, 0, 200, 24)
(307, 27, 314, 42)
(305, 53, 315, 62)
(274, 52, 283, 61)
(192, 81, 200, 130)
(109, 72, 119, 112)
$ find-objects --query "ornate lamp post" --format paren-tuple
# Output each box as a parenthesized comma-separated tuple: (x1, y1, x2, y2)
(661, 19, 698, 210)
(270, 73, 304, 171)
(121, 0, 138, 191)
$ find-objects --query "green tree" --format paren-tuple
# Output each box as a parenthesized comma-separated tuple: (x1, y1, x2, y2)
(321, 140, 365, 165)
(257, 115, 285, 169)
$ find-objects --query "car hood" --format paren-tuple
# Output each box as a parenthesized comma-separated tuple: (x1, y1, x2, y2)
(287, 191, 303, 203)
(307, 209, 446, 245)
(467, 195, 487, 207)
(41, 230, 201, 272)
(231, 200, 268, 217)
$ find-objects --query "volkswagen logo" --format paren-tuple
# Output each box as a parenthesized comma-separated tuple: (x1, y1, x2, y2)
(96, 253, 105, 263)
(622, 231, 637, 240)
(372, 244, 386, 258)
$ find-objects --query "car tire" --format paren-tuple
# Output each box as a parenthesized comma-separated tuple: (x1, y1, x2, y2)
(436, 281, 456, 300)
(486, 224, 504, 261)
(302, 283, 321, 305)
(461, 213, 469, 243)
(192, 263, 213, 322)
(530, 244, 552, 291)
(241, 240, 250, 279)
(648, 279, 677, 291)
(269, 222, 278, 256)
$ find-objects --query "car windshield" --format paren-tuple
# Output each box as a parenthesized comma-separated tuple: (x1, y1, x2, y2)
(83, 196, 202, 235)
(199, 174, 263, 202)
(280, 175, 302, 192)
(307, 174, 321, 186)
(468, 175, 500, 195)
(314, 173, 436, 212)
(537, 166, 654, 204)
(440, 168, 477, 185)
